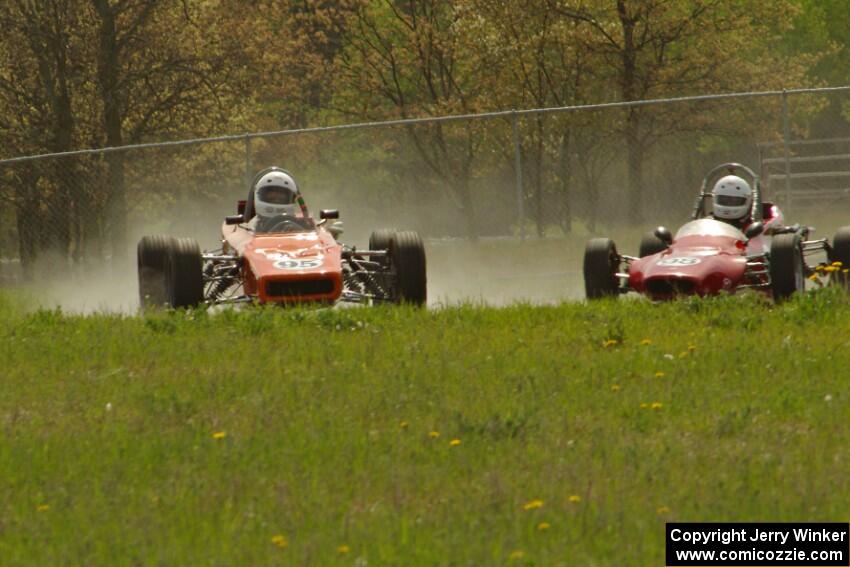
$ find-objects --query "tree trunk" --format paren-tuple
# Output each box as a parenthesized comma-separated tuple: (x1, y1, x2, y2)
(46, 89, 75, 257)
(25, 0, 76, 259)
(15, 174, 40, 279)
(556, 129, 572, 234)
(93, 0, 127, 259)
(625, 111, 644, 224)
(533, 114, 545, 237)
(456, 174, 477, 240)
(618, 0, 644, 224)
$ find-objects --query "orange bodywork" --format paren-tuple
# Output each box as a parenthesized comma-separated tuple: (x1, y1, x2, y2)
(220, 222, 343, 304)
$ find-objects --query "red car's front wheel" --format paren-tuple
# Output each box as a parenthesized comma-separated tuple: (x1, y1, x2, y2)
(584, 238, 620, 300)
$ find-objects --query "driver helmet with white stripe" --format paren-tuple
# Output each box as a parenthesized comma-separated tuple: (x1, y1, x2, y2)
(712, 175, 752, 221)
(254, 170, 298, 218)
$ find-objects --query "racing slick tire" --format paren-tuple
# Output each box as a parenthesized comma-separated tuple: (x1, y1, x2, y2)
(584, 238, 620, 299)
(369, 228, 398, 267)
(639, 232, 668, 257)
(390, 231, 427, 306)
(829, 226, 850, 289)
(138, 235, 174, 309)
(165, 237, 204, 309)
(770, 232, 805, 301)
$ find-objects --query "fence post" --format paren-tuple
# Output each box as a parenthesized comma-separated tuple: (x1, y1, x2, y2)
(781, 90, 792, 211)
(512, 111, 525, 240)
(244, 135, 253, 188)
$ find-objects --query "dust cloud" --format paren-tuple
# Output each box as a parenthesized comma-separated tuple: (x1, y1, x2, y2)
(21, 202, 848, 313)
(26, 234, 588, 314)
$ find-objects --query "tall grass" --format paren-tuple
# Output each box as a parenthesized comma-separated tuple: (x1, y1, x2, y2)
(1, 289, 849, 565)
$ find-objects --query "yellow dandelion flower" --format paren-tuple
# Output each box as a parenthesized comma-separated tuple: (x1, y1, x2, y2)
(843, 269, 849, 275)
(657, 506, 671, 514)
(602, 339, 618, 348)
(815, 264, 826, 272)
(825, 266, 839, 273)
(428, 431, 440, 438)
(654, 371, 665, 378)
(808, 273, 820, 281)
(568, 494, 581, 503)
(399, 421, 409, 429)
(449, 439, 461, 446)
(537, 522, 551, 531)
(832, 261, 843, 268)
(610, 384, 621, 392)
(651, 401, 663, 410)
(640, 338, 652, 346)
(271, 534, 288, 548)
(337, 545, 351, 554)
(36, 504, 50, 512)
(640, 402, 649, 409)
(523, 499, 544, 510)
(212, 431, 226, 440)
(509, 550, 526, 560)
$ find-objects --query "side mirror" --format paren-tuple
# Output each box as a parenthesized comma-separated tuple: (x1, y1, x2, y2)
(654, 226, 673, 245)
(237, 200, 246, 215)
(320, 209, 339, 220)
(225, 214, 244, 225)
(745, 222, 764, 239)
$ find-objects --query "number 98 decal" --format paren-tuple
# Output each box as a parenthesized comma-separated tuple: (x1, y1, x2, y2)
(274, 258, 323, 270)
(657, 257, 700, 266)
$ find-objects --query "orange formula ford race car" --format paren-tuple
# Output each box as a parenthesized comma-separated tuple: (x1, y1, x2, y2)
(137, 167, 426, 309)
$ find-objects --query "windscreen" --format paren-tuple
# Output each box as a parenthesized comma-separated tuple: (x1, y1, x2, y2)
(675, 219, 744, 240)
(253, 215, 315, 234)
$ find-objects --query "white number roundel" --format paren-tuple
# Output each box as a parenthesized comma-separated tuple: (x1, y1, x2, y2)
(657, 257, 700, 266)
(274, 258, 323, 270)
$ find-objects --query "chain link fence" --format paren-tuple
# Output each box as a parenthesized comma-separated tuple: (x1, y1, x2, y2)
(1, 86, 849, 282)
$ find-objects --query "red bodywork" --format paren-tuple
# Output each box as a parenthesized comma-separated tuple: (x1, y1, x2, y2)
(221, 222, 343, 304)
(629, 234, 750, 299)
(628, 209, 783, 300)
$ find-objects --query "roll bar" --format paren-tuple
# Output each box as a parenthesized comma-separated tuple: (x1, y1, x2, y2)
(691, 162, 763, 222)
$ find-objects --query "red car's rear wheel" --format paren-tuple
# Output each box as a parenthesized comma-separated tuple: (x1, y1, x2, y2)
(830, 226, 850, 289)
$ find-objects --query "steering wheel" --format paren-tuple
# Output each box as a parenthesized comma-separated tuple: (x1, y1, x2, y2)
(262, 214, 308, 233)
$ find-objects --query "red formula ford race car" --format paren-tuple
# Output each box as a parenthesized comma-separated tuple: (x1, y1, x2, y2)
(584, 163, 850, 301)
(137, 167, 426, 309)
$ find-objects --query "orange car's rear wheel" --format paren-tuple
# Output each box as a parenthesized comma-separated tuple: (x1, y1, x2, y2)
(138, 235, 174, 309)
(390, 231, 426, 306)
(165, 238, 204, 309)
(369, 228, 399, 267)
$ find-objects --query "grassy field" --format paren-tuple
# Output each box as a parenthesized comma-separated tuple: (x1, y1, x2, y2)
(2, 289, 850, 565)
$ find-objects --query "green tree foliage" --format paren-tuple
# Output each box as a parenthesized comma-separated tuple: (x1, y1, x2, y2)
(0, 1, 245, 266)
(0, 0, 838, 266)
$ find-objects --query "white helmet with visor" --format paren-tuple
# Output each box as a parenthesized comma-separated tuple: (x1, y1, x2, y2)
(254, 170, 298, 218)
(712, 175, 752, 221)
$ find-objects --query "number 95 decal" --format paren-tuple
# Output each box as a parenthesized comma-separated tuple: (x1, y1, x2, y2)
(274, 258, 323, 270)
(657, 257, 700, 266)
